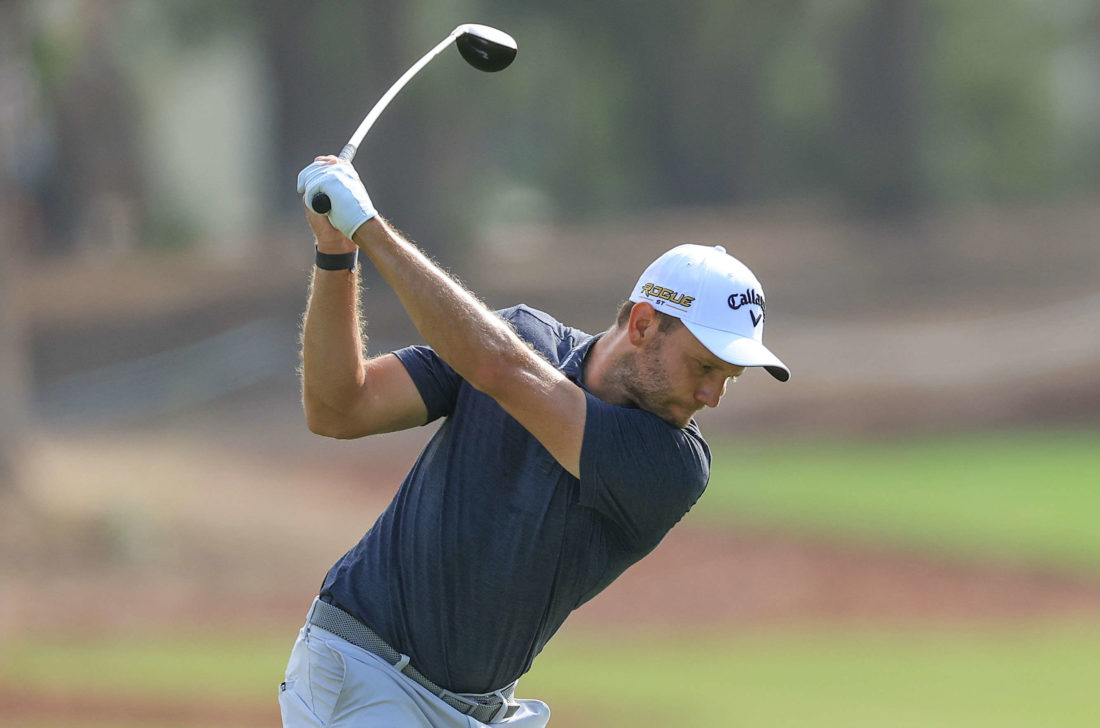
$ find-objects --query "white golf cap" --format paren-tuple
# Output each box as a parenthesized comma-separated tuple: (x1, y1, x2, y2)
(629, 244, 790, 382)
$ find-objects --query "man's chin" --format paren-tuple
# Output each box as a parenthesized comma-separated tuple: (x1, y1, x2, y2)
(628, 391, 696, 428)
(653, 405, 696, 429)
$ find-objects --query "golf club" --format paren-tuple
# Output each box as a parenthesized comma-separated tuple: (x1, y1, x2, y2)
(310, 23, 517, 214)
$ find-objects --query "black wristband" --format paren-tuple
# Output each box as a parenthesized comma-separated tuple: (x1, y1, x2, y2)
(315, 245, 358, 271)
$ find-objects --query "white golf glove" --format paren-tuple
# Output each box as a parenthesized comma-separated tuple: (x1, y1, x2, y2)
(296, 160, 377, 240)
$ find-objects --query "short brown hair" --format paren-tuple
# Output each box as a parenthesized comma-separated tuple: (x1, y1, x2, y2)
(614, 300, 681, 332)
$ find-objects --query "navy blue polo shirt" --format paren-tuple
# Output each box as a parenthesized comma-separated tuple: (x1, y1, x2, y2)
(319, 305, 710, 694)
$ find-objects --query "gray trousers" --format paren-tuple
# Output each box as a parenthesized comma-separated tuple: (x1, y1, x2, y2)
(279, 621, 552, 727)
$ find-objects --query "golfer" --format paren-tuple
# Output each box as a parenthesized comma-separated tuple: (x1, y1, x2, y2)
(281, 156, 790, 727)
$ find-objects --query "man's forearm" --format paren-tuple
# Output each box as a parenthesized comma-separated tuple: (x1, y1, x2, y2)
(352, 217, 548, 395)
(300, 265, 368, 429)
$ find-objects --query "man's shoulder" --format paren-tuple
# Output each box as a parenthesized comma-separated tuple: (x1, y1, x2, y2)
(497, 304, 592, 362)
(497, 304, 571, 332)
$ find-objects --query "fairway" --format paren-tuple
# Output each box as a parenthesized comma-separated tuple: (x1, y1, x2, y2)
(5, 622, 1100, 728)
(702, 429, 1100, 570)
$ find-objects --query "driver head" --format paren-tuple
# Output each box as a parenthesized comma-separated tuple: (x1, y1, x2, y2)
(453, 23, 518, 72)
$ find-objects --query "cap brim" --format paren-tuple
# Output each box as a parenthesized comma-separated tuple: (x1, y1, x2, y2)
(683, 320, 790, 382)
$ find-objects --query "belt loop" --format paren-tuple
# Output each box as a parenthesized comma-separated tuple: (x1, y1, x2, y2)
(394, 654, 411, 672)
(439, 689, 477, 711)
(488, 690, 511, 723)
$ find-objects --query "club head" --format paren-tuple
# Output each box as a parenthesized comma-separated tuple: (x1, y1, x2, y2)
(453, 23, 517, 72)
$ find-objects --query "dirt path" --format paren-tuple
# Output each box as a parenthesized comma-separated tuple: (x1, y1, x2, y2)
(573, 526, 1100, 627)
(6, 523, 1100, 635)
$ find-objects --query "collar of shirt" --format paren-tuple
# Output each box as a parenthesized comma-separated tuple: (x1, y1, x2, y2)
(560, 332, 601, 389)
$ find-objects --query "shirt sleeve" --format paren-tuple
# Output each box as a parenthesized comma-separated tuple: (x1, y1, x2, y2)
(578, 391, 711, 547)
(392, 345, 463, 423)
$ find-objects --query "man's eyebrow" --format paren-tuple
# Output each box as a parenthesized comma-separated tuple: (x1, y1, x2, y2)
(710, 355, 745, 377)
(694, 352, 737, 376)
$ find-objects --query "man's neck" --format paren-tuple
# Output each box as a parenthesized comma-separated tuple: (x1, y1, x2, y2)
(580, 327, 632, 407)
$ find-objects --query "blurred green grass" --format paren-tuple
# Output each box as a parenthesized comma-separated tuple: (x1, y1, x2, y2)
(525, 623, 1100, 727)
(4, 623, 1100, 728)
(0, 631, 288, 702)
(702, 429, 1100, 569)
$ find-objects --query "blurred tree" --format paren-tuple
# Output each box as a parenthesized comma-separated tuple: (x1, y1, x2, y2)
(923, 0, 1067, 204)
(0, 0, 34, 489)
(31, 0, 145, 254)
(613, 0, 787, 206)
(834, 0, 928, 216)
(16, 0, 1100, 257)
(1048, 2, 1100, 191)
(480, 0, 781, 213)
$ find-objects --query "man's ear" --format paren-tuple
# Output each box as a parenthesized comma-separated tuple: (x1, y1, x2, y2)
(626, 302, 661, 347)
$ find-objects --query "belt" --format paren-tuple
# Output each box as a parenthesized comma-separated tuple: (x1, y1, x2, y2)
(307, 599, 517, 724)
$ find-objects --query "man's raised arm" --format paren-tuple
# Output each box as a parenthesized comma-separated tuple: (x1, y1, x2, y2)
(298, 156, 587, 476)
(298, 179, 428, 439)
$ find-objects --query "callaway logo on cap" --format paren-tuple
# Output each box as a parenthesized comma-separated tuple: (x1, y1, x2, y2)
(629, 244, 790, 381)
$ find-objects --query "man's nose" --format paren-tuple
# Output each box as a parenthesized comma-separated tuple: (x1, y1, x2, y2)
(695, 383, 724, 409)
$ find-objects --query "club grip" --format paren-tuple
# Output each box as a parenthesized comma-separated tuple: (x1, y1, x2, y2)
(310, 192, 332, 214)
(308, 144, 358, 215)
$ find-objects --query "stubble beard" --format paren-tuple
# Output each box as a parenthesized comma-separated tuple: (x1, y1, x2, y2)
(603, 340, 694, 428)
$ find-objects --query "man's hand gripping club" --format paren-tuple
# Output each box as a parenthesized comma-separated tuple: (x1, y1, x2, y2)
(297, 156, 377, 250)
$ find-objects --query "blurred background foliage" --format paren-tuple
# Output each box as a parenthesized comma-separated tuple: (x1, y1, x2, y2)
(6, 0, 1100, 256)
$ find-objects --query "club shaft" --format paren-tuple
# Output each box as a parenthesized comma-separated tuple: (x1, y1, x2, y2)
(340, 33, 459, 161)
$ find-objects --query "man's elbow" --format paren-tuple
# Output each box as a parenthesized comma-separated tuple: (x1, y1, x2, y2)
(468, 349, 540, 402)
(303, 400, 361, 439)
(467, 356, 515, 399)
